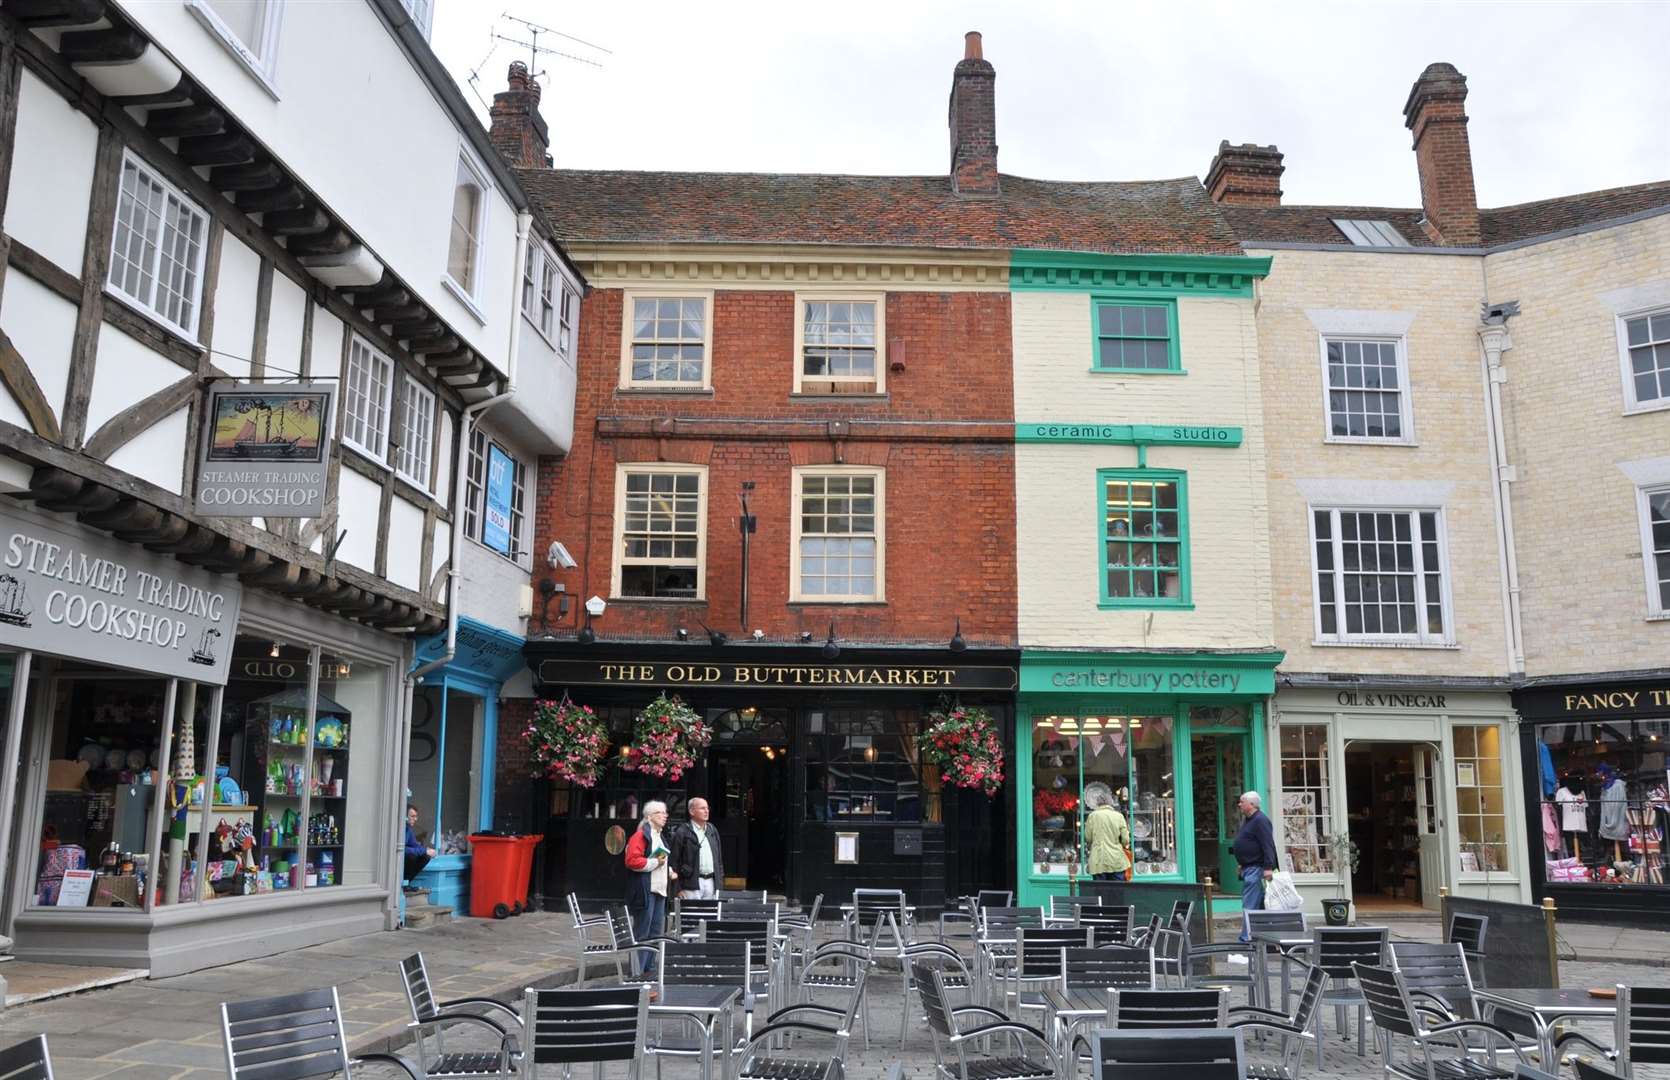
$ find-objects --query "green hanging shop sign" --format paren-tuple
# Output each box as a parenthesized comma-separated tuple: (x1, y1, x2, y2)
(1020, 651, 1283, 697)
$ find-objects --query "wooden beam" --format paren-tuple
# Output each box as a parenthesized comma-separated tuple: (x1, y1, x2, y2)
(0, 327, 64, 442)
(146, 103, 225, 139)
(6, 238, 81, 302)
(209, 159, 281, 192)
(250, 256, 273, 377)
(101, 295, 201, 372)
(60, 123, 121, 448)
(374, 453, 394, 578)
(82, 372, 198, 461)
(175, 130, 255, 167)
(0, 41, 23, 249)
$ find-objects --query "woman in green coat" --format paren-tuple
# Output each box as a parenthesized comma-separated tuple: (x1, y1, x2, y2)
(1084, 788, 1131, 881)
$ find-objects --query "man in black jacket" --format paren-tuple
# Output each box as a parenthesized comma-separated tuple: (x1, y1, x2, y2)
(1231, 790, 1278, 941)
(670, 797, 725, 899)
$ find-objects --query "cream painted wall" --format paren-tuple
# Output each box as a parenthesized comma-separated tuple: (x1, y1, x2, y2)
(310, 305, 344, 379)
(85, 324, 185, 437)
(3, 69, 96, 275)
(386, 498, 425, 592)
(336, 467, 382, 574)
(106, 406, 187, 494)
(1249, 248, 1511, 676)
(430, 519, 451, 603)
(265, 272, 307, 375)
(1485, 214, 1670, 676)
(1, 275, 75, 431)
(1013, 291, 1273, 648)
(212, 235, 261, 376)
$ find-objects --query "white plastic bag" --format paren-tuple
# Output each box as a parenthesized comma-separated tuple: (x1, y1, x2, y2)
(1263, 870, 1303, 912)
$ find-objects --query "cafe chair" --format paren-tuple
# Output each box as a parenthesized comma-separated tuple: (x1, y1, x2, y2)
(1388, 941, 1540, 1058)
(736, 966, 868, 1080)
(1055, 946, 1155, 1064)
(673, 896, 724, 937)
(702, 918, 783, 1016)
(1226, 964, 1327, 1080)
(520, 986, 648, 1080)
(941, 889, 1012, 943)
(1150, 928, 1188, 989)
(884, 912, 977, 1045)
(1353, 961, 1529, 1080)
(913, 960, 1063, 1080)
(1108, 987, 1229, 1030)
(222, 987, 426, 1080)
(1573, 1061, 1626, 1080)
(1445, 913, 1490, 989)
(644, 940, 752, 1076)
(606, 903, 681, 986)
(977, 906, 1045, 1006)
(798, 916, 887, 1048)
(1303, 925, 1389, 1062)
(1012, 926, 1092, 1024)
(398, 953, 524, 1079)
(1553, 986, 1670, 1079)
(721, 889, 767, 902)
(1077, 903, 1136, 945)
(0, 1035, 54, 1080)
(567, 892, 614, 982)
(1243, 911, 1310, 1014)
(1169, 900, 1196, 933)
(1128, 914, 1163, 950)
(1087, 1029, 1245, 1080)
(844, 888, 913, 947)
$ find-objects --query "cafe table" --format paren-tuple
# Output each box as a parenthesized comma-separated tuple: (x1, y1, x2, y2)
(1473, 987, 1618, 1067)
(604, 982, 740, 1080)
(1042, 987, 1115, 1060)
(1246, 930, 1314, 1013)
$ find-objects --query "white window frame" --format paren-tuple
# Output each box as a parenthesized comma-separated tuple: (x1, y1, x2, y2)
(1307, 505, 1454, 647)
(1616, 305, 1670, 415)
(1318, 335, 1415, 444)
(341, 334, 393, 463)
(186, 0, 284, 97)
(619, 290, 713, 390)
(444, 150, 491, 318)
(558, 280, 579, 364)
(105, 151, 210, 342)
(790, 465, 886, 603)
(520, 240, 558, 344)
(1331, 219, 1411, 247)
(1639, 483, 1670, 618)
(393, 374, 436, 490)
(400, 0, 433, 39)
(465, 429, 530, 565)
(611, 463, 709, 600)
(792, 293, 887, 395)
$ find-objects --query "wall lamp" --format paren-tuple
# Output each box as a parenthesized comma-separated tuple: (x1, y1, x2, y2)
(701, 622, 728, 646)
(949, 617, 967, 653)
(799, 631, 814, 644)
(821, 621, 840, 660)
(577, 596, 606, 645)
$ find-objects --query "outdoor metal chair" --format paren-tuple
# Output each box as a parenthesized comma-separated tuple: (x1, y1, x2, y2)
(942, 889, 1013, 942)
(644, 940, 753, 1074)
(1301, 924, 1388, 1062)
(1446, 913, 1490, 989)
(1353, 961, 1528, 1080)
(912, 959, 1062, 1080)
(398, 953, 524, 1079)
(1012, 926, 1092, 1025)
(673, 896, 724, 936)
(1150, 927, 1187, 988)
(221, 987, 427, 1080)
(1169, 899, 1196, 931)
(1128, 913, 1163, 949)
(721, 889, 767, 902)
(780, 894, 824, 984)
(798, 917, 885, 1050)
(883, 911, 978, 1046)
(1227, 962, 1327, 1080)
(737, 964, 869, 1080)
(1077, 903, 1135, 945)
(702, 917, 783, 1016)
(1054, 945, 1154, 1060)
(0, 1034, 53, 1080)
(843, 889, 913, 947)
(606, 903, 681, 984)
(1574, 1060, 1626, 1080)
(567, 892, 614, 981)
(1109, 987, 1229, 1030)
(978, 906, 1046, 1005)
(1553, 986, 1670, 1079)
(1387, 939, 1540, 1056)
(1087, 1029, 1244, 1080)
(520, 985, 648, 1080)
(1236, 910, 1310, 1013)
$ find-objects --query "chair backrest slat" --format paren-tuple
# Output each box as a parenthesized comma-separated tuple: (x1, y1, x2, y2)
(1091, 1030, 1243, 1080)
(1078, 903, 1135, 944)
(222, 988, 350, 1080)
(1389, 941, 1474, 1016)
(661, 941, 750, 989)
(1017, 927, 1091, 979)
(1314, 926, 1388, 977)
(1063, 945, 1153, 990)
(980, 906, 1045, 940)
(1245, 909, 1306, 938)
(1447, 912, 1489, 954)
(675, 897, 724, 928)
(975, 889, 1013, 910)
(718, 889, 764, 902)
(605, 904, 637, 948)
(1353, 962, 1419, 1038)
(398, 953, 438, 1023)
(523, 986, 646, 1066)
(0, 1035, 52, 1080)
(1629, 986, 1670, 1065)
(1110, 988, 1226, 1029)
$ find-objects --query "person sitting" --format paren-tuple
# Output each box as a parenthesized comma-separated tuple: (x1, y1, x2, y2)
(403, 804, 435, 891)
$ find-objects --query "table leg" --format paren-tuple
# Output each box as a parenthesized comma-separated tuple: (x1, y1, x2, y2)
(723, 1005, 735, 1080)
(700, 1017, 713, 1080)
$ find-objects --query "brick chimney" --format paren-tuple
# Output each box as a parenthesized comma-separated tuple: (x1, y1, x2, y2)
(1204, 142, 1284, 206)
(1403, 62, 1480, 246)
(948, 31, 998, 198)
(488, 61, 550, 169)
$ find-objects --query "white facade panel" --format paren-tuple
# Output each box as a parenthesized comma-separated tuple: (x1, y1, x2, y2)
(106, 405, 187, 493)
(0, 377, 27, 431)
(386, 497, 424, 591)
(458, 540, 528, 637)
(266, 272, 307, 374)
(309, 305, 344, 379)
(435, 409, 454, 506)
(0, 273, 75, 431)
(212, 235, 262, 377)
(336, 467, 382, 573)
(85, 324, 185, 438)
(429, 517, 450, 602)
(4, 69, 97, 275)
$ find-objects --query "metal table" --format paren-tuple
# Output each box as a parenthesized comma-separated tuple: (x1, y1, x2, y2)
(1474, 987, 1618, 1066)
(1042, 987, 1112, 1060)
(605, 982, 740, 1080)
(1247, 931, 1312, 1013)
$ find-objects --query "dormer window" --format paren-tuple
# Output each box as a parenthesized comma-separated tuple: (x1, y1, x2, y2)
(1332, 219, 1411, 247)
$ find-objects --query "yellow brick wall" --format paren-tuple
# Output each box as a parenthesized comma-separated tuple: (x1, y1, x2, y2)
(1248, 248, 1512, 676)
(1484, 214, 1670, 676)
(1013, 292, 1274, 648)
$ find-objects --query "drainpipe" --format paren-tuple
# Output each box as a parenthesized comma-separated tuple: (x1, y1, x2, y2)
(1478, 320, 1525, 674)
(389, 210, 533, 918)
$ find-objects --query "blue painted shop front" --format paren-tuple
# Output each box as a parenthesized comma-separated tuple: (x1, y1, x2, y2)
(408, 618, 526, 915)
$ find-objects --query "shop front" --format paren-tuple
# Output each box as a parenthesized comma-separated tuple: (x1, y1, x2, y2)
(1271, 683, 1526, 916)
(1516, 674, 1670, 925)
(1016, 651, 1282, 909)
(522, 640, 1019, 915)
(405, 619, 526, 914)
(0, 499, 410, 976)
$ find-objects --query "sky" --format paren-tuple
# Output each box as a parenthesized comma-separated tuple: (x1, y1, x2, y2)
(430, 0, 1670, 210)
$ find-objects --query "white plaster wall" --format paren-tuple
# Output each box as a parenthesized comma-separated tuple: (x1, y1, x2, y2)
(1012, 291, 1273, 648)
(458, 540, 528, 637)
(4, 69, 96, 274)
(386, 497, 424, 592)
(429, 518, 451, 603)
(0, 273, 75, 430)
(212, 235, 261, 376)
(0, 375, 28, 430)
(309, 305, 343, 379)
(106, 406, 187, 493)
(336, 468, 381, 574)
(435, 410, 454, 507)
(494, 318, 575, 455)
(116, 0, 517, 367)
(265, 272, 307, 375)
(85, 324, 185, 437)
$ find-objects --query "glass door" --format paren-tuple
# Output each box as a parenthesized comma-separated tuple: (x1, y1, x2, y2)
(1191, 732, 1248, 893)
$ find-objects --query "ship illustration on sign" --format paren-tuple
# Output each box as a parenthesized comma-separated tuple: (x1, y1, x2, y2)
(189, 628, 221, 666)
(206, 391, 329, 463)
(0, 574, 32, 628)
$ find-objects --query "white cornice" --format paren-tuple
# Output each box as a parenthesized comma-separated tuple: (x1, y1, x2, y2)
(564, 243, 1011, 291)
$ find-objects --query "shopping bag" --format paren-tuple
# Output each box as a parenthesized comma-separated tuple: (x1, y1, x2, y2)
(1263, 870, 1303, 911)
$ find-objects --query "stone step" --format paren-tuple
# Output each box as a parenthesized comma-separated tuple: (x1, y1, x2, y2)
(402, 902, 453, 930)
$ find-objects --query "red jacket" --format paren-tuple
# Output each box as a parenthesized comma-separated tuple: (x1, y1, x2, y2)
(624, 825, 667, 908)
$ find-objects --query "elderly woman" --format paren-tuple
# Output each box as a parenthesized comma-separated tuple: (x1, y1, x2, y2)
(623, 800, 677, 974)
(1083, 788, 1131, 881)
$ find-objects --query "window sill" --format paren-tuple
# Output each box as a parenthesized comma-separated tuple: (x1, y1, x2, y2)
(464, 534, 531, 571)
(104, 286, 202, 349)
(1098, 601, 1193, 610)
(395, 469, 433, 498)
(617, 386, 714, 396)
(786, 600, 888, 607)
(342, 439, 390, 472)
(521, 310, 557, 349)
(442, 276, 487, 325)
(186, 0, 281, 101)
(1311, 638, 1459, 650)
(1088, 368, 1188, 376)
(1456, 874, 1519, 885)
(1622, 399, 1670, 417)
(1645, 613, 1670, 622)
(1323, 437, 1420, 447)
(789, 392, 889, 401)
(607, 596, 708, 605)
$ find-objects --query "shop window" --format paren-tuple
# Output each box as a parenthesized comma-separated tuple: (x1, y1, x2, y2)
(1452, 725, 1508, 874)
(803, 707, 937, 823)
(1030, 713, 1176, 876)
(320, 651, 385, 888)
(1278, 723, 1333, 875)
(406, 687, 480, 862)
(1100, 470, 1188, 607)
(1541, 718, 1669, 886)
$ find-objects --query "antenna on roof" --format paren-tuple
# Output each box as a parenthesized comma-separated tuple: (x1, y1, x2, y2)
(490, 11, 610, 84)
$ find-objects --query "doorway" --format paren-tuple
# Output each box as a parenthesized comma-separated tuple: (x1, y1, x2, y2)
(1344, 742, 1436, 910)
(708, 744, 788, 893)
(1190, 733, 1247, 894)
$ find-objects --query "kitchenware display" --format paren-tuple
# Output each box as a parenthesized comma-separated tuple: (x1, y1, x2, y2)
(104, 748, 127, 771)
(126, 749, 148, 769)
(77, 743, 105, 767)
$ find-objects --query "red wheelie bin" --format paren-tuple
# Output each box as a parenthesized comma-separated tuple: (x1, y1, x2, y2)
(468, 834, 521, 919)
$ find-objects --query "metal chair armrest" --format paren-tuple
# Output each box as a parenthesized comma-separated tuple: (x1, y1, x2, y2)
(1229, 1018, 1306, 1037)
(743, 1020, 842, 1050)
(1421, 1021, 1530, 1061)
(436, 997, 523, 1026)
(1227, 1005, 1291, 1020)
(767, 1003, 845, 1023)
(949, 1021, 1061, 1075)
(1552, 1031, 1614, 1058)
(426, 1010, 514, 1041)
(351, 1052, 428, 1080)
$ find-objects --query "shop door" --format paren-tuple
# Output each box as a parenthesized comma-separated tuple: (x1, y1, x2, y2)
(709, 745, 787, 893)
(1190, 733, 1247, 893)
(1415, 745, 1447, 909)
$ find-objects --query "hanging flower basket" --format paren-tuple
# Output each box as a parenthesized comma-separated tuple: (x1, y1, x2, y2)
(523, 698, 610, 787)
(621, 694, 712, 781)
(919, 699, 1005, 797)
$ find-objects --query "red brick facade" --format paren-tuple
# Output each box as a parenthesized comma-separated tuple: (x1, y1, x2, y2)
(531, 287, 1018, 648)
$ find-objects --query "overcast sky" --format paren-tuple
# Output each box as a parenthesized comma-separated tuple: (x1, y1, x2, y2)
(431, 0, 1669, 209)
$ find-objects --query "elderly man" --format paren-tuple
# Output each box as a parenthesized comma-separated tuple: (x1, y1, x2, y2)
(670, 797, 725, 899)
(1232, 790, 1278, 941)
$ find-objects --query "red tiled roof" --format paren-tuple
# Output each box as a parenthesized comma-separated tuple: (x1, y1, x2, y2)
(514, 168, 1242, 255)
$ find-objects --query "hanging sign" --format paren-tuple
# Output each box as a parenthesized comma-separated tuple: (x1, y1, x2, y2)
(195, 381, 335, 518)
(483, 444, 514, 555)
(0, 503, 243, 684)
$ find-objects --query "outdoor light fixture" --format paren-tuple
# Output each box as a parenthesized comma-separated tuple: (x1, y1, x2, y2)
(949, 618, 967, 653)
(863, 745, 878, 763)
(269, 641, 281, 658)
(799, 631, 814, 644)
(576, 618, 596, 645)
(701, 622, 728, 647)
(676, 627, 689, 641)
(821, 621, 840, 660)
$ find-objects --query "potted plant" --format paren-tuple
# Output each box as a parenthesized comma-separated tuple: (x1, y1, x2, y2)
(522, 697, 610, 787)
(621, 694, 711, 782)
(918, 698, 1005, 796)
(1323, 830, 1360, 925)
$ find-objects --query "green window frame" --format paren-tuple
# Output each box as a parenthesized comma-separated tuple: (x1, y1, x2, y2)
(1090, 298, 1181, 373)
(1098, 468, 1191, 608)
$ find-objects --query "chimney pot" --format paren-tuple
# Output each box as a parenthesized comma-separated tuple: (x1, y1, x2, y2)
(964, 31, 983, 60)
(1205, 140, 1284, 207)
(948, 31, 999, 198)
(1403, 61, 1479, 245)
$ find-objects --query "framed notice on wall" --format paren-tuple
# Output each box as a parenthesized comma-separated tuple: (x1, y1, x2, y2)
(834, 832, 859, 864)
(1456, 761, 1477, 788)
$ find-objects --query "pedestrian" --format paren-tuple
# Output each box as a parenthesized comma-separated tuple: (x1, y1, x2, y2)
(670, 797, 725, 900)
(1232, 790, 1278, 941)
(623, 800, 676, 975)
(403, 804, 435, 889)
(1083, 788, 1131, 881)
